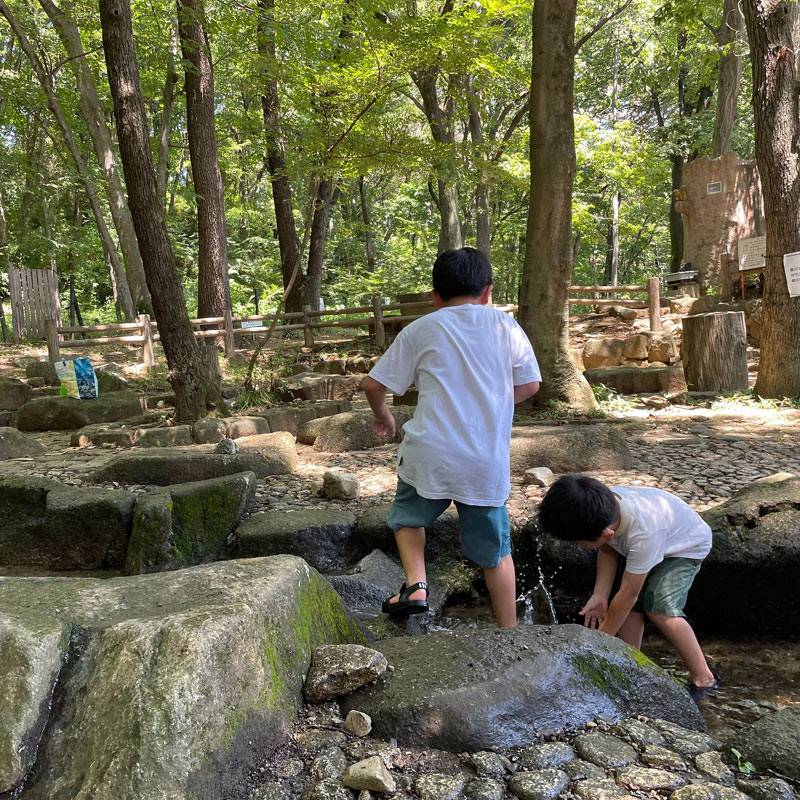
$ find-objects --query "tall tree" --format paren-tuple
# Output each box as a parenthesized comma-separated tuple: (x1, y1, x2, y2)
(37, 0, 152, 314)
(709, 0, 746, 156)
(743, 0, 800, 398)
(0, 0, 136, 319)
(100, 0, 222, 421)
(177, 0, 231, 318)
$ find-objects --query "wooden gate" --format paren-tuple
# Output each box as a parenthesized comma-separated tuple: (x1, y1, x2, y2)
(9, 268, 62, 343)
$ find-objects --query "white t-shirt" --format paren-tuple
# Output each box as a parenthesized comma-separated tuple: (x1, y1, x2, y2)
(609, 486, 712, 574)
(368, 304, 540, 506)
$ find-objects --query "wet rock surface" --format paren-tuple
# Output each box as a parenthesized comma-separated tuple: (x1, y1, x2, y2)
(305, 645, 388, 703)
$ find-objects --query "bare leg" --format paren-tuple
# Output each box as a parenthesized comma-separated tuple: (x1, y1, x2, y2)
(647, 612, 715, 686)
(483, 553, 517, 628)
(387, 526, 427, 604)
(617, 611, 645, 649)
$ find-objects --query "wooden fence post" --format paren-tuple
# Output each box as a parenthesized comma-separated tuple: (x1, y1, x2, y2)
(45, 318, 60, 362)
(223, 309, 235, 357)
(302, 305, 315, 347)
(372, 295, 385, 348)
(647, 277, 662, 332)
(139, 314, 155, 367)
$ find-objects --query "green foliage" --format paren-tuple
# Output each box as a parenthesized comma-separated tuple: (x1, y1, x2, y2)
(730, 748, 756, 775)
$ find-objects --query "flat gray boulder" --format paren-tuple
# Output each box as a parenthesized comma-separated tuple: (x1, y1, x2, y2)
(307, 408, 414, 452)
(134, 425, 194, 447)
(24, 361, 58, 386)
(91, 433, 295, 484)
(236, 508, 358, 572)
(0, 378, 32, 411)
(694, 473, 800, 631)
(124, 471, 257, 574)
(280, 372, 363, 402)
(509, 425, 632, 474)
(17, 391, 142, 431)
(0, 556, 364, 800)
(0, 428, 47, 460)
(326, 550, 405, 614)
(95, 363, 128, 393)
(583, 366, 687, 395)
(0, 475, 135, 569)
(339, 625, 703, 752)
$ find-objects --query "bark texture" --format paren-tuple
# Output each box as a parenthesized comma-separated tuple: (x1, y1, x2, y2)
(517, 0, 595, 410)
(38, 0, 152, 314)
(178, 0, 231, 318)
(744, 0, 800, 398)
(682, 311, 748, 391)
(100, 0, 222, 421)
(712, 0, 745, 157)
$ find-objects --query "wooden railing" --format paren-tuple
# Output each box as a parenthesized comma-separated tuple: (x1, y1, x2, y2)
(43, 279, 661, 364)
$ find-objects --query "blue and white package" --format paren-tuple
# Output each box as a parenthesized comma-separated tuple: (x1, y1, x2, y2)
(54, 358, 99, 399)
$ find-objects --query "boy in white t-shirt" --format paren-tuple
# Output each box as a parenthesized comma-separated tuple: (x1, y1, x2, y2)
(363, 248, 541, 627)
(538, 474, 720, 701)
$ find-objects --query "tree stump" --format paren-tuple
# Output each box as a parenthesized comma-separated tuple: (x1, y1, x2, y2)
(682, 311, 748, 392)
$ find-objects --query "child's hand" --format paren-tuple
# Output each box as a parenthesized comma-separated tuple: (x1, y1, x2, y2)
(579, 594, 608, 629)
(373, 408, 396, 438)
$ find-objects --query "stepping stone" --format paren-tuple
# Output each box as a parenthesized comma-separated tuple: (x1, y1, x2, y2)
(17, 391, 142, 432)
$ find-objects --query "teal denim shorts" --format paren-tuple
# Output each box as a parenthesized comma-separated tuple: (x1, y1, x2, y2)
(386, 479, 511, 568)
(632, 557, 703, 617)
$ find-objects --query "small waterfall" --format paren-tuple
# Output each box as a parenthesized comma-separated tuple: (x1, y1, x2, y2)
(517, 517, 559, 625)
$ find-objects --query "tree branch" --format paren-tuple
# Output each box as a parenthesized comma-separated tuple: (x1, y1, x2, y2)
(573, 0, 633, 54)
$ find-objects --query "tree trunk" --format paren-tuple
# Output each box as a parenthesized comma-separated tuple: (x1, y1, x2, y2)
(743, 0, 800, 398)
(38, 0, 152, 314)
(712, 0, 745, 157)
(467, 77, 490, 258)
(669, 153, 684, 271)
(100, 0, 222, 421)
(517, 0, 595, 410)
(178, 0, 231, 319)
(682, 311, 748, 391)
(157, 28, 180, 202)
(257, 0, 303, 312)
(304, 176, 332, 311)
(0, 0, 137, 320)
(359, 175, 375, 271)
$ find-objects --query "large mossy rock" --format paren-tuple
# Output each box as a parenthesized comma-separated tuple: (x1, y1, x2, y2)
(583, 366, 687, 395)
(693, 474, 800, 631)
(509, 425, 632, 474)
(17, 391, 142, 431)
(306, 408, 414, 452)
(340, 625, 703, 753)
(279, 372, 363, 402)
(91, 433, 295, 484)
(236, 508, 359, 572)
(24, 361, 59, 386)
(0, 377, 32, 411)
(0, 428, 47, 460)
(732, 706, 800, 780)
(124, 471, 257, 574)
(0, 476, 135, 569)
(0, 557, 364, 799)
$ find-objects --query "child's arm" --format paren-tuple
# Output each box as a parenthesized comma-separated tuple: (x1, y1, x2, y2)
(514, 381, 540, 403)
(598, 569, 648, 637)
(363, 376, 396, 437)
(580, 543, 618, 628)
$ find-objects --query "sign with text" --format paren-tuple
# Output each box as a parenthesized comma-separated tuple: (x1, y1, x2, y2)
(783, 252, 800, 298)
(738, 236, 766, 271)
(240, 320, 262, 329)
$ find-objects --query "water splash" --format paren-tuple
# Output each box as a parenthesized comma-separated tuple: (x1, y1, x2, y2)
(517, 517, 558, 625)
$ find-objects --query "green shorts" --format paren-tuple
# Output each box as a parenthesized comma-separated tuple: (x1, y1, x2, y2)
(632, 557, 703, 618)
(386, 479, 511, 568)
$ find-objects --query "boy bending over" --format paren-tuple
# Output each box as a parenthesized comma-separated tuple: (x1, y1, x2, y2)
(363, 247, 540, 627)
(538, 475, 720, 701)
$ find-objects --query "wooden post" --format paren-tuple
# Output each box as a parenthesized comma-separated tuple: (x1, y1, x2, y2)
(682, 311, 748, 392)
(647, 277, 662, 332)
(223, 309, 235, 357)
(372, 295, 385, 349)
(45, 318, 60, 362)
(139, 313, 155, 367)
(302, 304, 314, 347)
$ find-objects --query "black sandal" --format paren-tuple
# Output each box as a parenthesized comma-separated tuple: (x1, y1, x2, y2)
(381, 582, 428, 617)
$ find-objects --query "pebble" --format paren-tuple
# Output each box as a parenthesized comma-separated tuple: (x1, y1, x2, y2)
(342, 756, 396, 793)
(573, 732, 638, 769)
(508, 769, 570, 800)
(344, 710, 372, 738)
(414, 773, 467, 800)
(517, 742, 575, 769)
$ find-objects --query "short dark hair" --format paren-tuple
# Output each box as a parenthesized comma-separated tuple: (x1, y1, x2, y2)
(432, 247, 492, 301)
(537, 475, 619, 541)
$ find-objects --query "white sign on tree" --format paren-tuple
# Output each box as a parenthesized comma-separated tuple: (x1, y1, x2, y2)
(738, 236, 766, 271)
(783, 252, 800, 298)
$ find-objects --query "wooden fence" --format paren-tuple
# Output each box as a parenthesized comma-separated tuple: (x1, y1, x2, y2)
(9, 267, 61, 342)
(43, 279, 661, 364)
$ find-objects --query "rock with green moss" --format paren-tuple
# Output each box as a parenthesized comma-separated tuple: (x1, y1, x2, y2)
(91, 437, 295, 484)
(0, 556, 364, 799)
(125, 471, 256, 574)
(0, 475, 135, 569)
(694, 474, 800, 631)
(16, 391, 143, 431)
(339, 624, 703, 752)
(0, 613, 66, 794)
